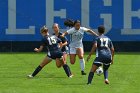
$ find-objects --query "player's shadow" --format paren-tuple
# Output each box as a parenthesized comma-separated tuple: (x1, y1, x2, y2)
(31, 73, 67, 79)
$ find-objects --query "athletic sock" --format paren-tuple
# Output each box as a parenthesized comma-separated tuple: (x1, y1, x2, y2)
(104, 70, 108, 80)
(67, 65, 72, 75)
(80, 59, 85, 71)
(32, 65, 42, 77)
(87, 72, 94, 84)
(63, 64, 71, 77)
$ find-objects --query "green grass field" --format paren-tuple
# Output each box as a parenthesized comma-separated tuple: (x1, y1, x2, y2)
(0, 52, 140, 93)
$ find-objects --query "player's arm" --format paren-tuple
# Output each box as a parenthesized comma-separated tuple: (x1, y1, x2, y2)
(61, 32, 68, 37)
(83, 27, 98, 36)
(109, 40, 115, 64)
(59, 42, 63, 48)
(86, 29, 99, 36)
(61, 36, 68, 47)
(61, 28, 74, 37)
(87, 43, 97, 62)
(34, 45, 44, 52)
(61, 41, 68, 47)
(34, 38, 46, 52)
(57, 38, 63, 48)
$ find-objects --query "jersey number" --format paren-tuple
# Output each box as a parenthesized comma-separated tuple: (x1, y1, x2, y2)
(100, 38, 108, 47)
(48, 37, 57, 45)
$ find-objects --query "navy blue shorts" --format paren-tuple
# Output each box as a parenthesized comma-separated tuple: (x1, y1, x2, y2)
(93, 57, 111, 67)
(47, 51, 63, 59)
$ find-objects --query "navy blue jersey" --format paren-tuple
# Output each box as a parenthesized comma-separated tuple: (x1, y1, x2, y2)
(94, 35, 114, 60)
(53, 32, 68, 52)
(41, 35, 62, 57)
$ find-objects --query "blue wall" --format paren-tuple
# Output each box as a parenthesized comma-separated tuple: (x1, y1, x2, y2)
(0, 0, 140, 41)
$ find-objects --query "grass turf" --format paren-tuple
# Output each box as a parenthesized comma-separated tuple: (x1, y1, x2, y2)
(0, 52, 139, 93)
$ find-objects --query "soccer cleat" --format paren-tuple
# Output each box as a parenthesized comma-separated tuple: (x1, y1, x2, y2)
(69, 74, 74, 78)
(105, 79, 110, 84)
(27, 75, 33, 78)
(81, 71, 86, 75)
(87, 83, 91, 85)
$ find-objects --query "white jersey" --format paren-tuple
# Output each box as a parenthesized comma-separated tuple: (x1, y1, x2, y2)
(67, 27, 89, 48)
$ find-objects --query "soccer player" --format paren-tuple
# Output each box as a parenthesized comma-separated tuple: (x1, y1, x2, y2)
(62, 20, 98, 75)
(86, 25, 114, 85)
(52, 23, 72, 75)
(28, 26, 72, 78)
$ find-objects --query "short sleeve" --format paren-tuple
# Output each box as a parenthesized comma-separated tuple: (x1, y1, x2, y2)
(110, 41, 114, 49)
(81, 27, 90, 32)
(67, 27, 75, 34)
(109, 39, 114, 49)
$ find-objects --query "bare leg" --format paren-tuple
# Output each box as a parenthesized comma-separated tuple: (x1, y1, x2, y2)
(70, 54, 76, 64)
(31, 57, 52, 77)
(63, 53, 67, 64)
(56, 57, 72, 77)
(77, 48, 86, 75)
(55, 58, 63, 68)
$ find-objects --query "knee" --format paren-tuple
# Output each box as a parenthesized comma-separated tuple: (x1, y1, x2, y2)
(90, 68, 96, 73)
(70, 58, 75, 64)
(70, 61, 75, 64)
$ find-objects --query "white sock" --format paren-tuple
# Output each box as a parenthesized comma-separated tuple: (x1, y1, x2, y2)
(80, 59, 85, 71)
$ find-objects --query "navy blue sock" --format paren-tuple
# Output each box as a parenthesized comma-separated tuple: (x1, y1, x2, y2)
(32, 65, 42, 77)
(104, 70, 108, 79)
(63, 64, 71, 77)
(87, 72, 94, 84)
(67, 65, 72, 75)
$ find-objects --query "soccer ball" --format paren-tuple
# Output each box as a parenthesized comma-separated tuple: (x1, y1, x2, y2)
(96, 67, 103, 76)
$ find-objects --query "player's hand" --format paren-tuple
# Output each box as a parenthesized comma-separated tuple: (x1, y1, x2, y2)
(59, 43, 63, 48)
(34, 48, 39, 52)
(87, 55, 91, 62)
(60, 35, 64, 38)
(59, 44, 63, 48)
(60, 34, 65, 37)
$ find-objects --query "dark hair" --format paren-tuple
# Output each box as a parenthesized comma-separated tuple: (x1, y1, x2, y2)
(64, 19, 81, 27)
(98, 25, 105, 34)
(64, 19, 74, 27)
(73, 20, 80, 25)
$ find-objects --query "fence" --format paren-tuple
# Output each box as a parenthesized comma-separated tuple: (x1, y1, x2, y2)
(0, 0, 140, 52)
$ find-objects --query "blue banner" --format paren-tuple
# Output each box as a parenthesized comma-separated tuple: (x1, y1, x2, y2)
(0, 0, 140, 41)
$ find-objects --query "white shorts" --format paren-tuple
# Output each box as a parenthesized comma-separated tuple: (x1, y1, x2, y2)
(69, 47, 84, 54)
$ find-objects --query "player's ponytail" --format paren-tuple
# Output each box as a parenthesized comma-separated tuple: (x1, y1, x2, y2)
(64, 19, 74, 27)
